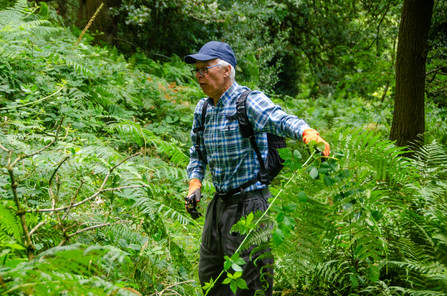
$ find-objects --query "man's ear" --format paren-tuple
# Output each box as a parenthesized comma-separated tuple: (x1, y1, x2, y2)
(224, 65, 231, 77)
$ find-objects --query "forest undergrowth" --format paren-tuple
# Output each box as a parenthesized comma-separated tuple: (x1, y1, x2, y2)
(0, 1, 446, 295)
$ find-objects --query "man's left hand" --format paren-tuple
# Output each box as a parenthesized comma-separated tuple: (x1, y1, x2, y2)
(302, 129, 330, 156)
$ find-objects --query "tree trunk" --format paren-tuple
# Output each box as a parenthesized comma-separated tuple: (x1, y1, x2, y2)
(76, 0, 121, 45)
(390, 0, 434, 148)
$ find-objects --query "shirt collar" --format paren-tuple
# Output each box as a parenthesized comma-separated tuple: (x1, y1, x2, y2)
(219, 81, 240, 107)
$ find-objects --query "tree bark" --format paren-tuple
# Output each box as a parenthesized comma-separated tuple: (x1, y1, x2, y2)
(390, 0, 434, 147)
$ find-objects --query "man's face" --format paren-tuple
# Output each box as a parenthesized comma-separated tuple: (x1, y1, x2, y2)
(195, 59, 229, 100)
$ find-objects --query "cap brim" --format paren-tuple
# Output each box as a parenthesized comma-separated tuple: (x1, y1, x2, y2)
(184, 53, 218, 64)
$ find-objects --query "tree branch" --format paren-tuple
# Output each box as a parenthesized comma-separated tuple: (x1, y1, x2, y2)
(62, 180, 85, 221)
(58, 221, 131, 246)
(28, 152, 142, 213)
(10, 117, 64, 168)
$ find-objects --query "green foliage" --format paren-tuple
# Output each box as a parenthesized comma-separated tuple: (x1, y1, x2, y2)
(0, 1, 447, 295)
(0, 204, 21, 243)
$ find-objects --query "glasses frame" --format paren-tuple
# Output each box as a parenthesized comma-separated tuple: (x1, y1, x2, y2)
(191, 63, 222, 77)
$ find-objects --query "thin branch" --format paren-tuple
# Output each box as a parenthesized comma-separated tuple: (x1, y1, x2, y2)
(101, 184, 151, 192)
(112, 37, 170, 59)
(58, 221, 131, 246)
(29, 220, 46, 236)
(10, 118, 64, 168)
(150, 280, 195, 296)
(0, 86, 65, 111)
(62, 180, 85, 221)
(48, 155, 70, 186)
(0, 142, 9, 152)
(75, 3, 104, 46)
(29, 153, 141, 213)
(49, 156, 70, 187)
(7, 165, 35, 260)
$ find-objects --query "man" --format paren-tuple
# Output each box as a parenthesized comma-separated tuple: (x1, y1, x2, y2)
(184, 41, 330, 296)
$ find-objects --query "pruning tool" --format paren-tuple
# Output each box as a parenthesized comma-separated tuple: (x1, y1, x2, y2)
(185, 192, 202, 220)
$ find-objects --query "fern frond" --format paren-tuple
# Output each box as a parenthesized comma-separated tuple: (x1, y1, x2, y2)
(0, 204, 22, 242)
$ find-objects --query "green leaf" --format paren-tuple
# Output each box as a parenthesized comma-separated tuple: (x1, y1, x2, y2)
(316, 142, 326, 152)
(230, 280, 237, 294)
(309, 167, 319, 179)
(233, 271, 242, 279)
(350, 274, 359, 287)
(276, 212, 285, 223)
(232, 263, 242, 272)
(324, 175, 335, 187)
(283, 216, 296, 228)
(231, 253, 240, 261)
(278, 148, 292, 160)
(224, 260, 232, 270)
(297, 191, 307, 202)
(234, 257, 246, 266)
(236, 278, 248, 289)
(293, 150, 302, 159)
(371, 210, 382, 221)
(222, 278, 232, 284)
(246, 212, 254, 225)
(368, 265, 380, 282)
(282, 203, 296, 213)
(273, 228, 284, 246)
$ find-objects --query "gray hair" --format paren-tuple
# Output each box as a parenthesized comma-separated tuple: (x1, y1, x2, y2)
(217, 58, 235, 82)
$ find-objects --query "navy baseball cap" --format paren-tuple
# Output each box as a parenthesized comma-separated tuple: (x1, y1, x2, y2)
(184, 41, 237, 68)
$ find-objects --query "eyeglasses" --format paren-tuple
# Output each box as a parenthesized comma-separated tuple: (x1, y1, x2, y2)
(190, 64, 221, 77)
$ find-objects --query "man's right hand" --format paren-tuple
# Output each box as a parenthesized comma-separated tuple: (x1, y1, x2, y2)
(187, 179, 202, 203)
(185, 179, 202, 219)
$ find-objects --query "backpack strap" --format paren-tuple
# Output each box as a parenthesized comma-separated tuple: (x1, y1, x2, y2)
(192, 99, 209, 162)
(236, 90, 266, 172)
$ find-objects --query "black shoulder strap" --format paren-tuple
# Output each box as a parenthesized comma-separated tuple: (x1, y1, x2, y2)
(192, 99, 209, 162)
(236, 90, 266, 172)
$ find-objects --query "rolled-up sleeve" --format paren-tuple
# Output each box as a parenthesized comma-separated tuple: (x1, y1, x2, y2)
(187, 99, 207, 182)
(246, 91, 310, 140)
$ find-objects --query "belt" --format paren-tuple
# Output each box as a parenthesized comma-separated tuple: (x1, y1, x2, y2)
(217, 187, 270, 204)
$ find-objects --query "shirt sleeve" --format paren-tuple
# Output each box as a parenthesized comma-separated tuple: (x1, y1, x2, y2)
(245, 90, 311, 140)
(187, 99, 207, 182)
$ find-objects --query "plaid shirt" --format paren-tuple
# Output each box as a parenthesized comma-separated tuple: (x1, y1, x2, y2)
(187, 82, 311, 193)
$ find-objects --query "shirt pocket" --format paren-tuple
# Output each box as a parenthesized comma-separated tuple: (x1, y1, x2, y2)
(216, 120, 250, 166)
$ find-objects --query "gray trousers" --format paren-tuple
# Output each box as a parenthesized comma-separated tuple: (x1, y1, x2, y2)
(198, 188, 274, 296)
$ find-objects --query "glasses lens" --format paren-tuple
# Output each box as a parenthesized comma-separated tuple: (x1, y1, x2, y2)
(199, 67, 208, 76)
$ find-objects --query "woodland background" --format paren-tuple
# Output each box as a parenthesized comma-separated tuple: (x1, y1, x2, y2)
(0, 0, 446, 295)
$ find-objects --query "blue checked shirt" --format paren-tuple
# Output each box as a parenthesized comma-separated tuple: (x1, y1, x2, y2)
(187, 82, 311, 193)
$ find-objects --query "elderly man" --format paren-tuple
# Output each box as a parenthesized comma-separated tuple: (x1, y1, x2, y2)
(184, 41, 330, 296)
